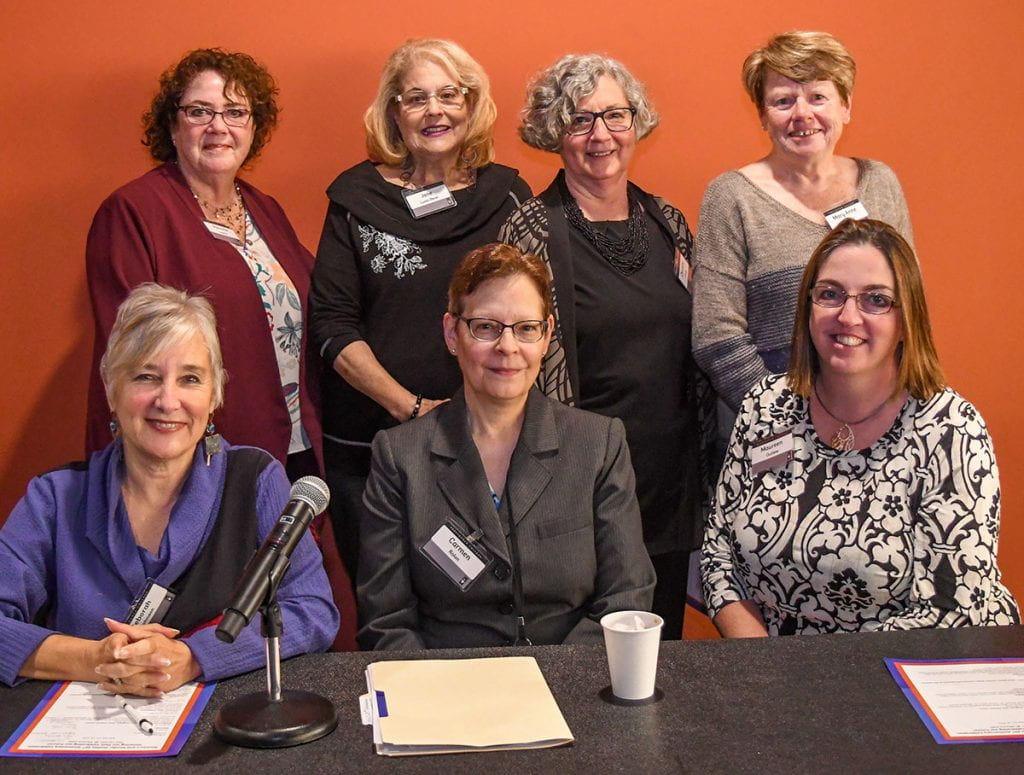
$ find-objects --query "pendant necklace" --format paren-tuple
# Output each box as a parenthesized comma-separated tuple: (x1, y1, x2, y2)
(812, 382, 893, 452)
(192, 183, 246, 244)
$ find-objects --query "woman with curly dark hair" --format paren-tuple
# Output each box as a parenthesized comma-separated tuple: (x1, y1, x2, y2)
(85, 48, 321, 480)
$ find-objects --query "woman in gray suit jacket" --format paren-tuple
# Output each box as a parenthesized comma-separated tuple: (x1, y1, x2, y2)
(358, 243, 655, 649)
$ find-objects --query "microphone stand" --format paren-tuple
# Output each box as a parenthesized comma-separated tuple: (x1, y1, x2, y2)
(213, 570, 337, 748)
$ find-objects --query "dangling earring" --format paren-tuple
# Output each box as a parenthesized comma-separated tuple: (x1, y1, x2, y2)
(109, 413, 119, 436)
(204, 415, 222, 466)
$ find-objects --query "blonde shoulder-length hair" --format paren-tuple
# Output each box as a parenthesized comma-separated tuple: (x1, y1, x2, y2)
(363, 38, 497, 170)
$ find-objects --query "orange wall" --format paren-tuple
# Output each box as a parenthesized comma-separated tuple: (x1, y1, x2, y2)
(3, 2, 1022, 597)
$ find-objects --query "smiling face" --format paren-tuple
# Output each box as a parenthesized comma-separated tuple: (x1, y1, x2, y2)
(392, 60, 469, 169)
(170, 70, 254, 183)
(810, 243, 903, 387)
(111, 332, 216, 473)
(443, 274, 553, 408)
(560, 74, 636, 188)
(760, 70, 850, 161)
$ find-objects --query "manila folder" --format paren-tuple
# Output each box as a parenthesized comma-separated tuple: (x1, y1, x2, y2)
(366, 655, 574, 756)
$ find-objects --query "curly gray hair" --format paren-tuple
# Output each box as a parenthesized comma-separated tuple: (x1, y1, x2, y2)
(518, 53, 659, 152)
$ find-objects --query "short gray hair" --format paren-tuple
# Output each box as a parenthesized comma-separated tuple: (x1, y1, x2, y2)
(518, 53, 659, 153)
(101, 283, 226, 410)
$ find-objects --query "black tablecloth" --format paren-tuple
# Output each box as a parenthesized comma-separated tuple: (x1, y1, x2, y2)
(2, 626, 1022, 772)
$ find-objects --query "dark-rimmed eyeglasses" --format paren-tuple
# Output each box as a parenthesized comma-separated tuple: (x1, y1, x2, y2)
(810, 284, 899, 315)
(178, 105, 252, 127)
(458, 317, 549, 343)
(565, 107, 637, 136)
(394, 86, 469, 112)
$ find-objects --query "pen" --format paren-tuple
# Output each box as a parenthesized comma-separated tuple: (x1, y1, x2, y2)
(116, 694, 155, 735)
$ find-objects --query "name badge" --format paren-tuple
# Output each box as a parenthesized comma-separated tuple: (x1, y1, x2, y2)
(674, 248, 692, 291)
(402, 181, 457, 219)
(823, 199, 870, 229)
(202, 219, 243, 245)
(750, 430, 795, 474)
(125, 579, 176, 625)
(421, 523, 489, 590)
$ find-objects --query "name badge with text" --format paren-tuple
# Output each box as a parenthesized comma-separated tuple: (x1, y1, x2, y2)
(125, 579, 176, 625)
(674, 248, 692, 291)
(421, 523, 489, 590)
(750, 430, 795, 474)
(823, 199, 870, 229)
(402, 181, 457, 219)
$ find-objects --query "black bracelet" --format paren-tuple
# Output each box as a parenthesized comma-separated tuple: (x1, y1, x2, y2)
(410, 393, 424, 420)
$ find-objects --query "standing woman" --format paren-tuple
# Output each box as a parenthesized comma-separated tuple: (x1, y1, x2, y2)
(87, 48, 321, 479)
(500, 54, 715, 638)
(309, 39, 531, 588)
(692, 31, 914, 414)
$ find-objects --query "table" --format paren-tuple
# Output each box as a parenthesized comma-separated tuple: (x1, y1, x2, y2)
(3, 626, 1022, 773)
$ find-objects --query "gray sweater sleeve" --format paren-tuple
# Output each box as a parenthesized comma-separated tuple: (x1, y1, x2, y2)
(692, 173, 774, 410)
(692, 161, 913, 411)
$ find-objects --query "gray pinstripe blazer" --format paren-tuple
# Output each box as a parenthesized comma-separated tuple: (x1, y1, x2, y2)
(357, 388, 655, 650)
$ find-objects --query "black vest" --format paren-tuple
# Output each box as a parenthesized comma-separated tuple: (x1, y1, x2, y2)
(162, 447, 272, 633)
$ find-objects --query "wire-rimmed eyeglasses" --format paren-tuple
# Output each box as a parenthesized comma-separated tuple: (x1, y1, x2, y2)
(810, 284, 899, 315)
(178, 105, 252, 127)
(458, 317, 549, 343)
(394, 86, 469, 112)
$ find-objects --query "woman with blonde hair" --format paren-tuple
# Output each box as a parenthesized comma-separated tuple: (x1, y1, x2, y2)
(310, 39, 530, 588)
(1, 284, 337, 693)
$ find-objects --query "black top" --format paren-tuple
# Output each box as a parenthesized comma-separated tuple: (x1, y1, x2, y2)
(309, 161, 532, 468)
(568, 215, 701, 552)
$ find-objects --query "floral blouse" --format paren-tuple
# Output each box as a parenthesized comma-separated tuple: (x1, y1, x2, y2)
(701, 375, 1019, 634)
(203, 215, 310, 455)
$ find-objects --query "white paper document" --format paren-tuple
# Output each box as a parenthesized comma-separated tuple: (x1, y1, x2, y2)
(2, 680, 213, 757)
(887, 658, 1024, 743)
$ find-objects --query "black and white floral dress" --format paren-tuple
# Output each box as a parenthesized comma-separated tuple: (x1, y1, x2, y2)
(701, 375, 1019, 634)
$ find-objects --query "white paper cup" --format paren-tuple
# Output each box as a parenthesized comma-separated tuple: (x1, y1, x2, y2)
(600, 610, 663, 701)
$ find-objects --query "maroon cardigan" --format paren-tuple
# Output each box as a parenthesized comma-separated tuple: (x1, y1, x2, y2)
(85, 163, 323, 470)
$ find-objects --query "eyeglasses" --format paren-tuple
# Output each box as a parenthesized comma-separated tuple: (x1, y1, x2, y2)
(394, 85, 469, 112)
(458, 317, 549, 343)
(565, 107, 637, 136)
(810, 284, 899, 315)
(178, 105, 252, 127)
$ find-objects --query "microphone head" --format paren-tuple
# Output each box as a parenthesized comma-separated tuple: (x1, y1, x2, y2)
(291, 476, 330, 516)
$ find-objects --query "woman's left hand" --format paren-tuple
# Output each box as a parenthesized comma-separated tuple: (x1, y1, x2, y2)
(94, 618, 201, 697)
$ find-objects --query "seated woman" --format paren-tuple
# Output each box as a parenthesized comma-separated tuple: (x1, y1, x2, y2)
(358, 243, 655, 649)
(701, 219, 1019, 636)
(0, 284, 338, 695)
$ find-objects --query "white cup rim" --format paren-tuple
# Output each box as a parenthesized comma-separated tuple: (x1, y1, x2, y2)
(600, 610, 664, 632)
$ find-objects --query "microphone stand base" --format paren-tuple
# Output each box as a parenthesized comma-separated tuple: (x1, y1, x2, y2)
(213, 689, 337, 748)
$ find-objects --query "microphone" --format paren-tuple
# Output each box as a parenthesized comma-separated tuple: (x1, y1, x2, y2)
(216, 476, 330, 643)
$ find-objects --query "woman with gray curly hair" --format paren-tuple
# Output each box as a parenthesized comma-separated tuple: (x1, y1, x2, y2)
(500, 53, 715, 639)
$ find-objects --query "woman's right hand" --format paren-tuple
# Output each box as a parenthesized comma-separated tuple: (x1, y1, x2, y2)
(93, 618, 199, 697)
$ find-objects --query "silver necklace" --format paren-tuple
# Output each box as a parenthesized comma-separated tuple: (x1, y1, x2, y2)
(812, 382, 892, 452)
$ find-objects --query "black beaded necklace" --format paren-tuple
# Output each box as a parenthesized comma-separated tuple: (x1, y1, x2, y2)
(559, 175, 649, 276)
